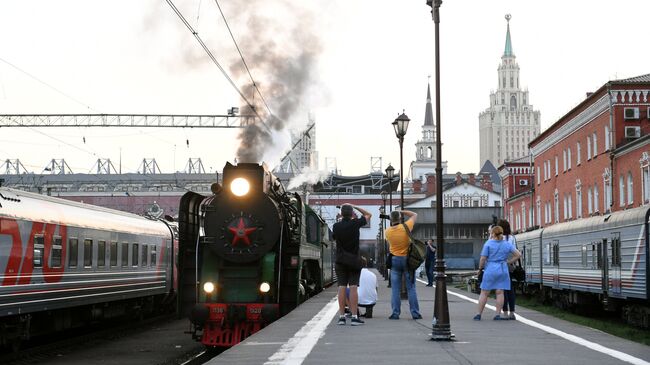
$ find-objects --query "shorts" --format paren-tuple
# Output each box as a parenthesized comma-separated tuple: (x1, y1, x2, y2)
(336, 263, 361, 287)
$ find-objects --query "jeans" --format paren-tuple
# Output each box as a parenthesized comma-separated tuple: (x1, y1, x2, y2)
(390, 255, 420, 318)
(503, 283, 516, 312)
(425, 256, 435, 285)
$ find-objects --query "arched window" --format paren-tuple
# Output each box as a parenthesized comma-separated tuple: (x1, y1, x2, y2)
(427, 147, 433, 159)
(419, 147, 423, 158)
(619, 174, 625, 207)
(627, 172, 634, 205)
(576, 180, 582, 218)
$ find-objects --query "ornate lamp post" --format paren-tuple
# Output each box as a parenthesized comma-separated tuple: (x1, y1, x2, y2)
(427, 0, 452, 341)
(392, 113, 410, 210)
(380, 191, 388, 279)
(385, 164, 395, 213)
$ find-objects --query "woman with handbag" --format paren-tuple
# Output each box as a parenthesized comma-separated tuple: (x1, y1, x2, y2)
(385, 210, 422, 320)
(498, 219, 519, 320)
(473, 225, 521, 321)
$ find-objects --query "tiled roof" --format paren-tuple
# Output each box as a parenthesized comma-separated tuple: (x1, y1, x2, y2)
(614, 73, 650, 83)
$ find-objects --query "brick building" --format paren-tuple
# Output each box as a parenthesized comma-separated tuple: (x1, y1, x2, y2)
(501, 74, 650, 231)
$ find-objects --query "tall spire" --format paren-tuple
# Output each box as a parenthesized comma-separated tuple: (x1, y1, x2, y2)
(424, 79, 434, 126)
(503, 14, 514, 57)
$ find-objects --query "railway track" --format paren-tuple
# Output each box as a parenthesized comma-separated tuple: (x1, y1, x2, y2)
(0, 314, 182, 365)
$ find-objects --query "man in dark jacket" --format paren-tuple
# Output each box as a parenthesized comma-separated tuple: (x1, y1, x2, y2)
(333, 203, 371, 326)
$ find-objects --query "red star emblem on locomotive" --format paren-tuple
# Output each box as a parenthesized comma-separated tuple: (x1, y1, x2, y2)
(228, 217, 257, 246)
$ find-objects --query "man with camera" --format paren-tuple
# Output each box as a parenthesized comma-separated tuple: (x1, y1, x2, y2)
(385, 209, 422, 320)
(333, 204, 372, 326)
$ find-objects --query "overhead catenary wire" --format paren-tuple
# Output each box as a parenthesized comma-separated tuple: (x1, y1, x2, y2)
(0, 57, 97, 112)
(213, 0, 272, 118)
(165, 0, 271, 134)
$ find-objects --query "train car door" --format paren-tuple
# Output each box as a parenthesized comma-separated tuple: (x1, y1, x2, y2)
(552, 240, 560, 288)
(609, 233, 622, 295)
(600, 238, 608, 294)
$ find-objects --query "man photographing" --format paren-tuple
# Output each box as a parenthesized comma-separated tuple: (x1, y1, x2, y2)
(333, 204, 372, 326)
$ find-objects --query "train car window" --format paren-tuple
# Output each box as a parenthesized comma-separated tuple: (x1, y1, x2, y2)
(543, 242, 551, 265)
(552, 242, 560, 266)
(110, 241, 118, 267)
(611, 234, 621, 267)
(597, 241, 603, 269)
(121, 243, 128, 267)
(150, 246, 157, 267)
(98, 241, 106, 268)
(141, 244, 147, 266)
(590, 243, 597, 269)
(84, 239, 93, 268)
(581, 245, 588, 267)
(69, 238, 79, 268)
(306, 214, 319, 243)
(132, 243, 139, 267)
(51, 236, 62, 268)
(526, 247, 532, 265)
(33, 235, 44, 268)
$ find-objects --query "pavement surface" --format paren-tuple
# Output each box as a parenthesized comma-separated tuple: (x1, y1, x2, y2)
(212, 270, 650, 365)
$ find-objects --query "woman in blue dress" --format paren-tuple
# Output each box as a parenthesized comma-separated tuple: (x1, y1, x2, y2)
(473, 225, 521, 320)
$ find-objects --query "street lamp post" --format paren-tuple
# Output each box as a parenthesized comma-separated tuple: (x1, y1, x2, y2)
(427, 0, 452, 341)
(385, 164, 395, 213)
(392, 113, 410, 300)
(385, 164, 395, 288)
(380, 191, 388, 279)
(392, 113, 410, 210)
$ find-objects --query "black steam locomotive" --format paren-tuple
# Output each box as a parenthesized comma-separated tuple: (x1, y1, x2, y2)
(177, 162, 335, 347)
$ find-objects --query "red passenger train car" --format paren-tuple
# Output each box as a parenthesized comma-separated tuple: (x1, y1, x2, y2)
(0, 187, 177, 349)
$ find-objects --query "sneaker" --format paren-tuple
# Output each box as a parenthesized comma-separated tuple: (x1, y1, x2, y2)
(426, 283, 433, 287)
(337, 316, 346, 325)
(493, 315, 507, 320)
(388, 314, 399, 320)
(509, 313, 516, 320)
(412, 314, 423, 320)
(350, 316, 365, 326)
(473, 314, 481, 321)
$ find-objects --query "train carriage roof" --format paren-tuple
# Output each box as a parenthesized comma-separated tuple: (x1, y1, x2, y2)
(0, 187, 169, 236)
(543, 206, 650, 238)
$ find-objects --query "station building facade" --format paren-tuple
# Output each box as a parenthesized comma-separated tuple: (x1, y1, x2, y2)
(501, 74, 650, 232)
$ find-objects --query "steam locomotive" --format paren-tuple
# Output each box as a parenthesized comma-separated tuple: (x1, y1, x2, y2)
(178, 162, 335, 348)
(516, 205, 649, 328)
(0, 187, 178, 350)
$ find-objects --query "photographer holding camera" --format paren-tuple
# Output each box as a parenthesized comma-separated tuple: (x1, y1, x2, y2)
(385, 210, 422, 320)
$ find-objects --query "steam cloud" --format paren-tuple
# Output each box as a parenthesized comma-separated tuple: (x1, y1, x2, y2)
(287, 167, 330, 190)
(227, 1, 322, 165)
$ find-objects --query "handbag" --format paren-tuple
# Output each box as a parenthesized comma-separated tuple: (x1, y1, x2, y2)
(336, 250, 362, 270)
(512, 263, 525, 281)
(403, 224, 426, 272)
(477, 268, 484, 283)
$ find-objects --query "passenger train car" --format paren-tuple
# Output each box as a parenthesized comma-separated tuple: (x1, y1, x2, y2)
(179, 162, 335, 348)
(0, 187, 177, 349)
(516, 206, 649, 327)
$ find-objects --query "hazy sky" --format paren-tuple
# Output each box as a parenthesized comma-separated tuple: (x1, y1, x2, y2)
(0, 0, 648, 177)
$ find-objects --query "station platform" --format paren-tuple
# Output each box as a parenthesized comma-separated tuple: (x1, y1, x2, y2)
(210, 270, 650, 365)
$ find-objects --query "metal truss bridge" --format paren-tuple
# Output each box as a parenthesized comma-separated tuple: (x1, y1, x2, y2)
(0, 113, 256, 128)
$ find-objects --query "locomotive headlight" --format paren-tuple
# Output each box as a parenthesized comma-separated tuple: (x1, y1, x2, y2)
(259, 282, 271, 293)
(231, 177, 250, 197)
(203, 281, 215, 294)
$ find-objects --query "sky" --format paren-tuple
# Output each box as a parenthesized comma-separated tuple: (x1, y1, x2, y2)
(0, 0, 649, 178)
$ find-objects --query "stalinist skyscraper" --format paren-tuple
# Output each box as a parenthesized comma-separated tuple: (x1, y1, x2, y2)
(479, 15, 541, 169)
